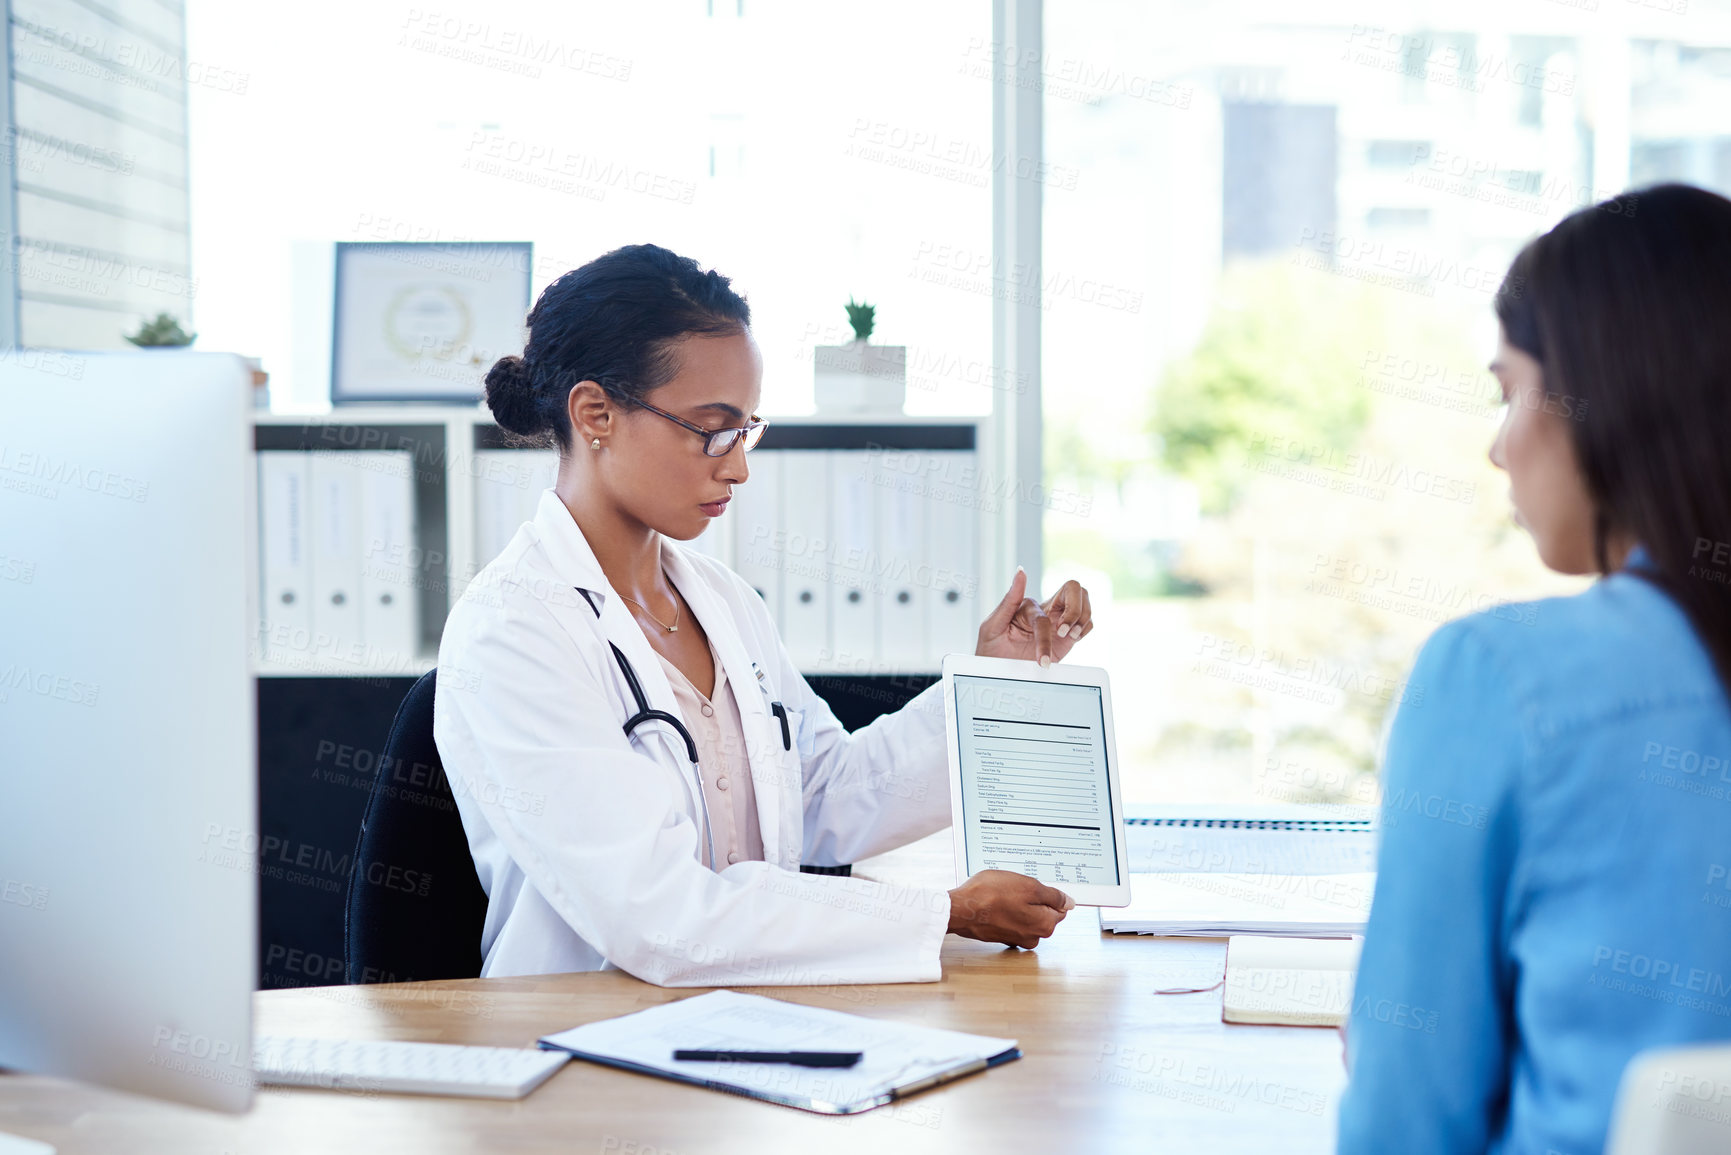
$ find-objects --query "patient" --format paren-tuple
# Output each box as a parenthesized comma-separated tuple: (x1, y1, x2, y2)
(1337, 184, 1731, 1153)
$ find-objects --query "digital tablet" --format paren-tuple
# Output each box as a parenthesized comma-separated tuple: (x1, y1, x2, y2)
(942, 654, 1132, 907)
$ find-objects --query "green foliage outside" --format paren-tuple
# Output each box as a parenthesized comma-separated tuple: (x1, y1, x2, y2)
(1151, 262, 1378, 514)
(1042, 255, 1566, 801)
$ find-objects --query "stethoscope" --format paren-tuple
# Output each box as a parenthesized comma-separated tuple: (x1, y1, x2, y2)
(575, 586, 793, 872)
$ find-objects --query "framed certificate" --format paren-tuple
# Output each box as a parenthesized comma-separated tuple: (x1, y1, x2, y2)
(331, 241, 532, 405)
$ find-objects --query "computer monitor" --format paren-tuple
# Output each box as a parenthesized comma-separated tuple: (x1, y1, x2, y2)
(0, 351, 258, 1112)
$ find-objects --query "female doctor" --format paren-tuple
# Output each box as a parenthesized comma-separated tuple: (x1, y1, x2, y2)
(434, 243, 1096, 986)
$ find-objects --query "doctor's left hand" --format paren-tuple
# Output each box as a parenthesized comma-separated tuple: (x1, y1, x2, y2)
(976, 567, 1093, 669)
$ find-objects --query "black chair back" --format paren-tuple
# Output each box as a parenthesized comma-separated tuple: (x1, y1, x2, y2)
(343, 669, 489, 983)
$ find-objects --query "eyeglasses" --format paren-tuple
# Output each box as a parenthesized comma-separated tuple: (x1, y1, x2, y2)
(633, 397, 767, 457)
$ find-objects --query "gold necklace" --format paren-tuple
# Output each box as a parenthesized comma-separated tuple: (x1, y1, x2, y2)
(621, 576, 681, 633)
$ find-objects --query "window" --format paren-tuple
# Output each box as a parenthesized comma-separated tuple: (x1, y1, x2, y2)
(1042, 5, 1727, 807)
(188, 3, 994, 417)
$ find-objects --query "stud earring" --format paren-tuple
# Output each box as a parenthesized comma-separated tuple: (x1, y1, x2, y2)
(591, 438, 601, 450)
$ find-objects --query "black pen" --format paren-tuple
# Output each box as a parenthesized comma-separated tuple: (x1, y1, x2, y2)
(672, 1049, 863, 1068)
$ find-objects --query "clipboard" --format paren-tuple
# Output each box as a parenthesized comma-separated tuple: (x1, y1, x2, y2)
(537, 990, 1021, 1115)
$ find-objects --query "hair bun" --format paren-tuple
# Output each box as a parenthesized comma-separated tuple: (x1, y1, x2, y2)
(484, 354, 544, 436)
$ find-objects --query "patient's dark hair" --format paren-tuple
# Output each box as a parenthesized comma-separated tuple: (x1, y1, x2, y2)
(484, 243, 751, 452)
(1494, 183, 1731, 691)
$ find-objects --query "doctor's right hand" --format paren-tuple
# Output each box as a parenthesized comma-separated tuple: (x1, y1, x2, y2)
(946, 870, 1074, 949)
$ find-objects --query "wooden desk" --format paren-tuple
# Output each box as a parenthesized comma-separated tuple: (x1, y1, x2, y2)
(0, 919, 1344, 1154)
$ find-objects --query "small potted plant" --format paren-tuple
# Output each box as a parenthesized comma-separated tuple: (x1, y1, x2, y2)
(125, 312, 197, 347)
(813, 297, 906, 413)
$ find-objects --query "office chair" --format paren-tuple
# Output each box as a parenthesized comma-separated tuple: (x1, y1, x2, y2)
(1606, 1042, 1731, 1154)
(343, 669, 489, 983)
(342, 668, 859, 984)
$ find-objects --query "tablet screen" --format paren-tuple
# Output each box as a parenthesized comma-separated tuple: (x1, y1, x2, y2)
(952, 674, 1122, 887)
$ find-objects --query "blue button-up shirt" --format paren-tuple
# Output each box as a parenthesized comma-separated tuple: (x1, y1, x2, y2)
(1338, 553, 1731, 1153)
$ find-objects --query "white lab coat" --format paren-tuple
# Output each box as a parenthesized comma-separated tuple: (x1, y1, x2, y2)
(433, 488, 954, 986)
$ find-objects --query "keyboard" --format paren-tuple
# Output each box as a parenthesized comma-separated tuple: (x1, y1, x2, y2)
(253, 1036, 570, 1099)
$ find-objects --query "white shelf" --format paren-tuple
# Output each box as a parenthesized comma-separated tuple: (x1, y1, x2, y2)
(253, 658, 437, 679)
(249, 408, 994, 680)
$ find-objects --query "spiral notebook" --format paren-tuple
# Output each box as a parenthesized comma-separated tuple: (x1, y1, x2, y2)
(1105, 806, 1377, 936)
(1125, 805, 1377, 876)
(538, 991, 1020, 1115)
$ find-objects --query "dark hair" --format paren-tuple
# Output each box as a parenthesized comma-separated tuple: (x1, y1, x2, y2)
(484, 243, 751, 451)
(1494, 183, 1731, 691)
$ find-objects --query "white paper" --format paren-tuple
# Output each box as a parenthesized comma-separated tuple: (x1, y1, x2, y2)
(540, 990, 1016, 1113)
(1126, 825, 1377, 875)
(1100, 870, 1374, 936)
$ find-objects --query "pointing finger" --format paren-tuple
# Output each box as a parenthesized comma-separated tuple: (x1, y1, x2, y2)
(984, 566, 1028, 632)
(1024, 598, 1054, 667)
(1054, 580, 1085, 638)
